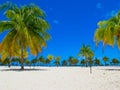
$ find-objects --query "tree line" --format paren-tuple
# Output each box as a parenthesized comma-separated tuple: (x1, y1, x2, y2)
(0, 53, 119, 67)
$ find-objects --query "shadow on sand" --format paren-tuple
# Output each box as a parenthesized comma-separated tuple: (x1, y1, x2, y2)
(100, 69, 120, 71)
(0, 68, 49, 72)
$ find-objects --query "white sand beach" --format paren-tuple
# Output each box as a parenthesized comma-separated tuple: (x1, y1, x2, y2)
(0, 66, 120, 90)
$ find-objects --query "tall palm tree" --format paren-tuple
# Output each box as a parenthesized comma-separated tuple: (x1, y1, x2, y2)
(0, 3, 50, 69)
(103, 56, 109, 66)
(78, 44, 94, 73)
(94, 11, 120, 50)
(78, 44, 94, 66)
(88, 57, 93, 73)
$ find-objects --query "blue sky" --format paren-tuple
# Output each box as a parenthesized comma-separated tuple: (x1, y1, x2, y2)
(0, 0, 120, 61)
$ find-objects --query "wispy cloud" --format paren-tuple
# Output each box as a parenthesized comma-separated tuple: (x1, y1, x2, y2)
(105, 10, 118, 19)
(53, 20, 59, 24)
(50, 8, 53, 11)
(96, 3, 102, 9)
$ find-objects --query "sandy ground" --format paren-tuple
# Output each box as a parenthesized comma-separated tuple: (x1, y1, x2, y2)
(0, 66, 120, 90)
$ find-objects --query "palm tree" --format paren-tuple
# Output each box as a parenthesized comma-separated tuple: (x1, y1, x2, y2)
(46, 54, 54, 66)
(68, 56, 79, 66)
(0, 3, 50, 70)
(103, 56, 109, 66)
(61, 60, 68, 66)
(38, 56, 45, 66)
(94, 58, 101, 66)
(94, 11, 120, 51)
(78, 44, 94, 73)
(31, 58, 38, 67)
(54, 56, 61, 66)
(88, 57, 94, 73)
(80, 59, 86, 66)
(78, 44, 94, 66)
(68, 56, 73, 66)
(111, 58, 119, 65)
(71, 58, 79, 66)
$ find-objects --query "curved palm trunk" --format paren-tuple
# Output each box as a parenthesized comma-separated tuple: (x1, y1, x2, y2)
(21, 47, 24, 70)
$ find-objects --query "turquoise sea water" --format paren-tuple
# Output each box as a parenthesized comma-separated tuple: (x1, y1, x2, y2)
(0, 0, 120, 64)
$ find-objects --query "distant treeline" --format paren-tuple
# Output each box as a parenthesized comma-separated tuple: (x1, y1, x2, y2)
(0, 56, 120, 67)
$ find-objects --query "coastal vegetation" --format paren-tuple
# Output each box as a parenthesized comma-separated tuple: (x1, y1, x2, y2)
(0, 2, 119, 71)
(0, 55, 120, 67)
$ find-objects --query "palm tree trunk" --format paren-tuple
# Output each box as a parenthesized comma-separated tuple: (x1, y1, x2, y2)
(21, 47, 24, 70)
(90, 65, 92, 74)
(86, 59, 88, 67)
(8, 57, 12, 68)
(8, 63, 11, 68)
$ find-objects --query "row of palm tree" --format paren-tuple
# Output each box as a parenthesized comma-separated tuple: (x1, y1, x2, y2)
(80, 57, 120, 66)
(1, 55, 119, 67)
(0, 54, 61, 67)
